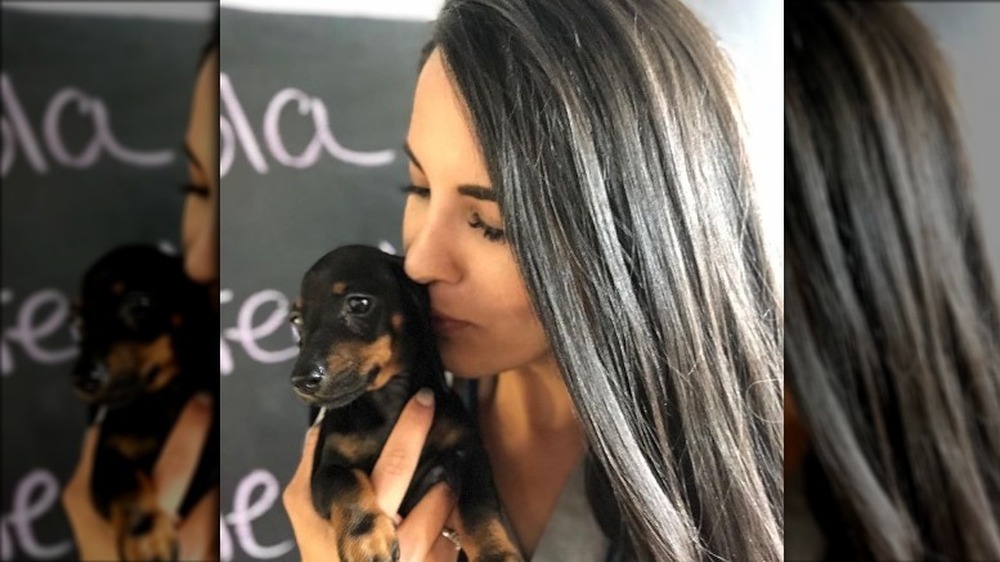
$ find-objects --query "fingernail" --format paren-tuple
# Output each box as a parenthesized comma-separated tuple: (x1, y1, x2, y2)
(194, 392, 212, 407)
(415, 388, 434, 407)
(93, 405, 108, 426)
(312, 406, 327, 427)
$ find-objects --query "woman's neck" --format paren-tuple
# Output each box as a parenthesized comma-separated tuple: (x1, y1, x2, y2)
(482, 354, 582, 441)
(477, 354, 586, 558)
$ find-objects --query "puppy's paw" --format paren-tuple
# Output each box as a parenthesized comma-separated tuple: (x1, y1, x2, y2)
(116, 505, 178, 561)
(334, 508, 400, 562)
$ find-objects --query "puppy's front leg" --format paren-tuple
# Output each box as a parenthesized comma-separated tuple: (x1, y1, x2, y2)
(453, 449, 524, 562)
(313, 464, 399, 562)
(111, 472, 178, 561)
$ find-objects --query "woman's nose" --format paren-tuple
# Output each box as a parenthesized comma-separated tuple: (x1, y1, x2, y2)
(403, 214, 461, 285)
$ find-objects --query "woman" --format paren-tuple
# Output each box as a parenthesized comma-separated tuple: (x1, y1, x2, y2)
(61, 18, 220, 561)
(785, 3, 1000, 560)
(285, 0, 783, 560)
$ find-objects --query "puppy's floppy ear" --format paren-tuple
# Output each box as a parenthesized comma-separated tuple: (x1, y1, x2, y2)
(389, 256, 430, 321)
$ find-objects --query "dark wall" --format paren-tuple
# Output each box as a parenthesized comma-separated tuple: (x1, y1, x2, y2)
(218, 8, 431, 561)
(0, 8, 209, 561)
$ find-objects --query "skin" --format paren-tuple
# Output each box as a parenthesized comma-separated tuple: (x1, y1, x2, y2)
(182, 49, 220, 293)
(284, 48, 586, 560)
(62, 49, 219, 561)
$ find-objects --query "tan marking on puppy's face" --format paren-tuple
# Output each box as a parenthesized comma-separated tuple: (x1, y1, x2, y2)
(104, 335, 176, 388)
(363, 335, 398, 390)
(107, 435, 159, 460)
(325, 334, 401, 391)
(106, 343, 139, 378)
(141, 335, 178, 391)
(332, 282, 347, 295)
(111, 281, 126, 295)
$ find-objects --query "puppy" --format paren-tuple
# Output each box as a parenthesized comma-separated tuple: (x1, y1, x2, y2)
(72, 244, 217, 561)
(289, 245, 522, 562)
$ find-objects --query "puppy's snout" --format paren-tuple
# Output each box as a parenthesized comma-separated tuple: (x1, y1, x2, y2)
(292, 368, 324, 393)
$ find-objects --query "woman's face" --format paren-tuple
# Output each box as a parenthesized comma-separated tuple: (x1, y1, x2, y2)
(181, 49, 219, 289)
(401, 48, 549, 378)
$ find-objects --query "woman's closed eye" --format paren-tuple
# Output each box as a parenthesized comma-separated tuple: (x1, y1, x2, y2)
(400, 184, 430, 198)
(469, 212, 505, 242)
(401, 183, 506, 243)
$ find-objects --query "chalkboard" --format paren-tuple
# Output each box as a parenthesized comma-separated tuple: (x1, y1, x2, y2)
(218, 7, 432, 561)
(0, 8, 211, 561)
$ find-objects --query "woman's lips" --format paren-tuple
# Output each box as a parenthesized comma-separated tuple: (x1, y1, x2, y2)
(431, 312, 471, 334)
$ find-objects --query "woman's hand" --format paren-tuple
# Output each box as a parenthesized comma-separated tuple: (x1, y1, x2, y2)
(61, 393, 218, 561)
(283, 389, 462, 562)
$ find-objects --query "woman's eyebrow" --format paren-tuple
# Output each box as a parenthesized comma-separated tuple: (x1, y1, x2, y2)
(457, 185, 497, 202)
(183, 142, 205, 175)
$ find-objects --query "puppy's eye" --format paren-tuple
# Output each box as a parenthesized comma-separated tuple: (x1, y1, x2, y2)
(288, 312, 304, 345)
(121, 292, 157, 331)
(346, 295, 372, 315)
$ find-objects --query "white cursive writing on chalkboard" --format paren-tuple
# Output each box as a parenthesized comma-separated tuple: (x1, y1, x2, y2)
(220, 289, 298, 376)
(0, 74, 174, 178)
(1, 288, 77, 377)
(1, 470, 73, 561)
(220, 469, 295, 561)
(219, 73, 395, 178)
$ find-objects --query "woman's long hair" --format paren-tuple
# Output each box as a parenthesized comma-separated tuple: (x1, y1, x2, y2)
(785, 3, 1000, 560)
(426, 0, 784, 559)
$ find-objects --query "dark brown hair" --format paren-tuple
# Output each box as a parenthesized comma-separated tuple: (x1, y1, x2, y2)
(785, 3, 1000, 559)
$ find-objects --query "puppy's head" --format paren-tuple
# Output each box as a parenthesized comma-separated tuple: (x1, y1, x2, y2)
(289, 245, 428, 409)
(72, 245, 192, 407)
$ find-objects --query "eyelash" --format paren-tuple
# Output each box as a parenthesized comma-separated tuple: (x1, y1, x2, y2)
(180, 183, 210, 198)
(400, 184, 506, 243)
(469, 213, 506, 242)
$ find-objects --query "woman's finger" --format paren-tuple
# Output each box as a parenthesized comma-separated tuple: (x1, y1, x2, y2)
(284, 409, 324, 513)
(397, 482, 456, 562)
(427, 534, 463, 562)
(370, 389, 436, 517)
(176, 486, 220, 561)
(152, 392, 213, 516)
(65, 425, 99, 496)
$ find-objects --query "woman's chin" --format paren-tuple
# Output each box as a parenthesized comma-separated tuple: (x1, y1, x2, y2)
(440, 351, 501, 379)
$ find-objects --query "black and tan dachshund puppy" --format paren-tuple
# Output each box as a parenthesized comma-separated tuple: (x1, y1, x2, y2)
(289, 245, 522, 562)
(72, 244, 217, 561)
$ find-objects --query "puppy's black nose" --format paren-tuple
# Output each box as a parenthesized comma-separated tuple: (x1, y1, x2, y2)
(292, 369, 324, 393)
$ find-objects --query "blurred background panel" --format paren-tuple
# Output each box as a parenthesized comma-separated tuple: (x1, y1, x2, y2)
(909, 2, 1000, 279)
(217, 1, 781, 560)
(0, 3, 213, 560)
(218, 2, 435, 559)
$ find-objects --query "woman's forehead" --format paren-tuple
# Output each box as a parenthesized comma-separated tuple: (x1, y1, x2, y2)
(407, 49, 489, 186)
